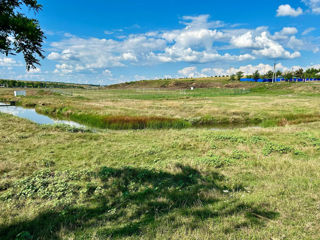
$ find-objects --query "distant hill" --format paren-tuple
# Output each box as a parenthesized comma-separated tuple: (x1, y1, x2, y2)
(104, 77, 245, 89)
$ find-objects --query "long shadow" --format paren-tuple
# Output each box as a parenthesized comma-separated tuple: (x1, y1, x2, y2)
(0, 164, 279, 239)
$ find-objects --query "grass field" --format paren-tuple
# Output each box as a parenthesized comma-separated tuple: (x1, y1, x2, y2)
(0, 78, 320, 239)
(0, 79, 319, 129)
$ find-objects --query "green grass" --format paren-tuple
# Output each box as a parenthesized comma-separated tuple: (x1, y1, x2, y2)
(0, 112, 320, 239)
(1, 81, 319, 129)
(0, 80, 320, 239)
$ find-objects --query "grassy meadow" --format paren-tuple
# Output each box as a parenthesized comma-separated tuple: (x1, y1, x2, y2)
(1, 79, 320, 129)
(0, 78, 320, 239)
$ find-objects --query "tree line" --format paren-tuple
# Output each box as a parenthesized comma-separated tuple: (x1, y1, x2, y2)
(0, 79, 88, 89)
(229, 67, 320, 81)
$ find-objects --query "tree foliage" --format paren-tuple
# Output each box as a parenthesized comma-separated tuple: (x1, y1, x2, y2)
(0, 79, 86, 88)
(295, 68, 304, 79)
(252, 70, 260, 81)
(265, 70, 273, 79)
(276, 70, 282, 77)
(236, 71, 244, 81)
(283, 71, 293, 80)
(229, 74, 236, 81)
(0, 0, 45, 70)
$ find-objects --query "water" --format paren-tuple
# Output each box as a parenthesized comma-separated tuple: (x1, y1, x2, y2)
(0, 102, 85, 128)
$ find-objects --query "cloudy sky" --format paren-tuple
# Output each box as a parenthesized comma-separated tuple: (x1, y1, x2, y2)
(1, 0, 320, 84)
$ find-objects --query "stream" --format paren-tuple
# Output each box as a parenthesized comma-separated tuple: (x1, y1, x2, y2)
(0, 102, 85, 128)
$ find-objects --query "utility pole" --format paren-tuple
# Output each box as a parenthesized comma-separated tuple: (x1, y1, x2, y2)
(272, 62, 277, 83)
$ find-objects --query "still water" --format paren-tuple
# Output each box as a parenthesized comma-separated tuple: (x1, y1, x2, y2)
(0, 102, 84, 128)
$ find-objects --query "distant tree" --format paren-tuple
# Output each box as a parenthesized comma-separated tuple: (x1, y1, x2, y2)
(265, 70, 274, 79)
(236, 71, 244, 81)
(252, 70, 260, 81)
(229, 74, 236, 81)
(305, 68, 319, 79)
(283, 71, 293, 80)
(0, 0, 45, 70)
(276, 70, 282, 78)
(295, 68, 304, 79)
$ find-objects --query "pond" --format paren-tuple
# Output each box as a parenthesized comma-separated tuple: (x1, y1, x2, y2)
(0, 102, 85, 128)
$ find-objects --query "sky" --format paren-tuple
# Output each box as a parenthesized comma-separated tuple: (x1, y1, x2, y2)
(1, 0, 320, 85)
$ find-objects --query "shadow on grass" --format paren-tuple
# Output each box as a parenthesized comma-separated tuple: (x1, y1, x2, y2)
(0, 164, 279, 239)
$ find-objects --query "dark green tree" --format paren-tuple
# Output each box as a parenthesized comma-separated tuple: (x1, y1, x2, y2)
(276, 70, 282, 77)
(252, 70, 260, 81)
(236, 71, 244, 81)
(295, 68, 304, 79)
(0, 0, 45, 70)
(305, 68, 319, 79)
(283, 71, 293, 80)
(265, 70, 273, 79)
(229, 74, 236, 81)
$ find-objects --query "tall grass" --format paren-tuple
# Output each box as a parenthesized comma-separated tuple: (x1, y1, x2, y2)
(70, 114, 191, 130)
(36, 105, 320, 130)
(36, 106, 191, 130)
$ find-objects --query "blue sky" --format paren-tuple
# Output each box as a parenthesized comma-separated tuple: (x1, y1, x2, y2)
(1, 0, 320, 84)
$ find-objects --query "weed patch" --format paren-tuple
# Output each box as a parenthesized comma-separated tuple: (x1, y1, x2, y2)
(262, 143, 293, 156)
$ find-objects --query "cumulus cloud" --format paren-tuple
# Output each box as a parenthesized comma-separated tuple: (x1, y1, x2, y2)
(252, 32, 301, 59)
(279, 27, 298, 35)
(54, 63, 73, 74)
(178, 66, 207, 78)
(46, 14, 304, 75)
(273, 27, 298, 41)
(276, 4, 303, 17)
(0, 57, 20, 67)
(49, 35, 168, 74)
(231, 30, 301, 59)
(177, 63, 296, 79)
(27, 68, 41, 74)
(201, 63, 290, 76)
(287, 36, 304, 50)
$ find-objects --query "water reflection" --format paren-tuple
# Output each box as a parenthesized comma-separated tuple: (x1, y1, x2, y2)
(0, 103, 84, 128)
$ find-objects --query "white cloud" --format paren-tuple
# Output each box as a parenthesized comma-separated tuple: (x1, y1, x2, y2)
(273, 27, 299, 41)
(178, 66, 196, 76)
(200, 63, 290, 76)
(287, 36, 304, 50)
(54, 63, 73, 74)
(302, 27, 316, 35)
(181, 15, 225, 29)
(27, 68, 41, 74)
(231, 31, 301, 59)
(0, 57, 19, 67)
(279, 27, 298, 35)
(231, 31, 255, 48)
(103, 69, 112, 77)
(252, 32, 300, 59)
(276, 4, 303, 17)
(46, 14, 305, 76)
(178, 66, 203, 78)
(47, 52, 60, 60)
(47, 15, 256, 72)
(302, 0, 320, 14)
